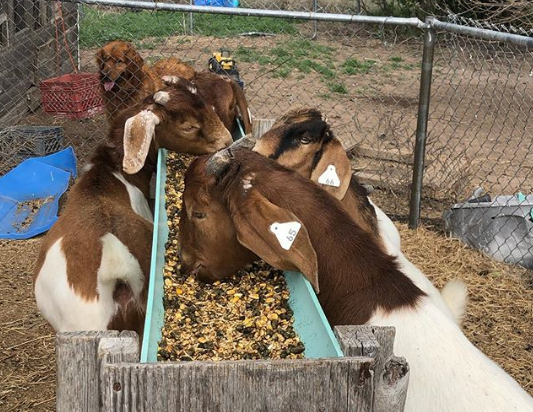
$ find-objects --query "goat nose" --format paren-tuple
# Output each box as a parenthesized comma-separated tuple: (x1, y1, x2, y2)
(219, 129, 232, 148)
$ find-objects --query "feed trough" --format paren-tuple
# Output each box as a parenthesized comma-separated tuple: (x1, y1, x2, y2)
(141, 148, 343, 362)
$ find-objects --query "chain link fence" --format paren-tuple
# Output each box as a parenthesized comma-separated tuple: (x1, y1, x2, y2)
(423, 14, 533, 268)
(1, 0, 533, 269)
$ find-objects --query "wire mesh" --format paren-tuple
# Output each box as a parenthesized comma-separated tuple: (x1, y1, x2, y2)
(424, 14, 533, 268)
(1, 1, 533, 266)
(0, 0, 423, 215)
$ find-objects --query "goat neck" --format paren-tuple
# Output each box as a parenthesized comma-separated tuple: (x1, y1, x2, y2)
(220, 150, 426, 326)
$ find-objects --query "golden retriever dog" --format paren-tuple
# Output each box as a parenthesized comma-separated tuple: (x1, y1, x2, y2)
(152, 57, 196, 81)
(96, 40, 164, 124)
(96, 41, 198, 124)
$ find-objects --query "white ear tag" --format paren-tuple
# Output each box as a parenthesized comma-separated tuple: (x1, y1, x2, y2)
(318, 164, 341, 188)
(270, 221, 301, 250)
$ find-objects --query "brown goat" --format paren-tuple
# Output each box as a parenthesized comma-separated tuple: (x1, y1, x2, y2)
(253, 109, 379, 239)
(152, 57, 196, 81)
(178, 146, 533, 412)
(34, 80, 232, 338)
(251, 109, 468, 324)
(179, 148, 424, 326)
(163, 71, 252, 136)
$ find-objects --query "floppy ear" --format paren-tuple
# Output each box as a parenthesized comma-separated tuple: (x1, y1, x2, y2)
(229, 189, 320, 293)
(123, 110, 160, 174)
(310, 138, 351, 200)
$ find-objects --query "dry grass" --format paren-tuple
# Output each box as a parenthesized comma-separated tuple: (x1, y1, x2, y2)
(0, 221, 531, 410)
(0, 238, 55, 412)
(398, 223, 533, 395)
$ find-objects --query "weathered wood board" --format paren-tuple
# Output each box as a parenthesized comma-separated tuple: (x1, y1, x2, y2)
(56, 326, 408, 412)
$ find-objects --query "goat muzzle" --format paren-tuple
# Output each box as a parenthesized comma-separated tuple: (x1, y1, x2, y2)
(205, 136, 255, 176)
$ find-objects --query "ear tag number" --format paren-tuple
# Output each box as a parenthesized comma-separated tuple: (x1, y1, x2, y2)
(318, 164, 341, 188)
(270, 221, 301, 250)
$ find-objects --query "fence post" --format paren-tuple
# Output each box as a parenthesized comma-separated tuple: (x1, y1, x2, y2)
(335, 326, 409, 412)
(409, 21, 436, 229)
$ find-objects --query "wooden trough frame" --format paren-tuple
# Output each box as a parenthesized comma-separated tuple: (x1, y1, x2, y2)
(56, 326, 409, 411)
(55, 119, 409, 411)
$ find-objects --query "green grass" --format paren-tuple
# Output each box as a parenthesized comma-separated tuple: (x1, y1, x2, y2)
(386, 56, 415, 71)
(317, 92, 332, 100)
(342, 58, 377, 75)
(236, 40, 339, 89)
(80, 7, 298, 48)
(389, 56, 404, 63)
(327, 82, 348, 94)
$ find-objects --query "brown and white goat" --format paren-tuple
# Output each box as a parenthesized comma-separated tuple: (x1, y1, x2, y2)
(162, 71, 252, 136)
(178, 148, 533, 412)
(251, 109, 467, 324)
(34, 80, 232, 338)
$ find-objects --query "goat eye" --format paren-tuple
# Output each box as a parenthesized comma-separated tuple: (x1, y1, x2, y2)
(182, 124, 199, 131)
(300, 136, 311, 144)
(192, 211, 206, 220)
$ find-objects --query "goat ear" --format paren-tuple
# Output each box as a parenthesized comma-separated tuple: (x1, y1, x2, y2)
(231, 189, 320, 294)
(123, 110, 160, 174)
(310, 138, 351, 200)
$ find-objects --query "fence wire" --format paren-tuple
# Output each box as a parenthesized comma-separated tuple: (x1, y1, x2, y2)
(1, 1, 533, 269)
(425, 14, 533, 268)
(0, 0, 422, 201)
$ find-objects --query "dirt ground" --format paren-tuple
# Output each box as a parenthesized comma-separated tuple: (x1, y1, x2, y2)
(0, 238, 54, 412)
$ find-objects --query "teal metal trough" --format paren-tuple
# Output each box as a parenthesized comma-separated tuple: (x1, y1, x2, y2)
(140, 148, 343, 362)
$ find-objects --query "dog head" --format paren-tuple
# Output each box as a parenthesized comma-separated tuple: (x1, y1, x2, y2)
(96, 40, 145, 93)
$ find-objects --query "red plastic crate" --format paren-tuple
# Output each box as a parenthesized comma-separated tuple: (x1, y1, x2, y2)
(40, 73, 104, 119)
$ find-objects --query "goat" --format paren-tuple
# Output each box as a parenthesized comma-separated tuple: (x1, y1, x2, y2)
(152, 56, 196, 81)
(162, 71, 252, 136)
(34, 80, 232, 338)
(178, 148, 533, 412)
(249, 109, 468, 324)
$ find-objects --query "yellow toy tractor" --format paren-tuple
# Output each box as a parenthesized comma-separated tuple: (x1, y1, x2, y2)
(208, 49, 243, 88)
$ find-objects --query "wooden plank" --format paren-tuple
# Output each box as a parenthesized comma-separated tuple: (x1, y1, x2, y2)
(56, 331, 139, 412)
(355, 171, 407, 191)
(102, 358, 374, 412)
(335, 326, 409, 412)
(252, 118, 276, 139)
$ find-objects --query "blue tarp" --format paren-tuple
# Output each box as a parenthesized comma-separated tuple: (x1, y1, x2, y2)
(0, 147, 77, 240)
(194, 0, 239, 7)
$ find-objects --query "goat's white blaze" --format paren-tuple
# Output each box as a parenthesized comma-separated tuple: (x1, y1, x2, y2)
(34, 239, 112, 331)
(113, 172, 153, 222)
(369, 299, 533, 412)
(98, 233, 145, 304)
